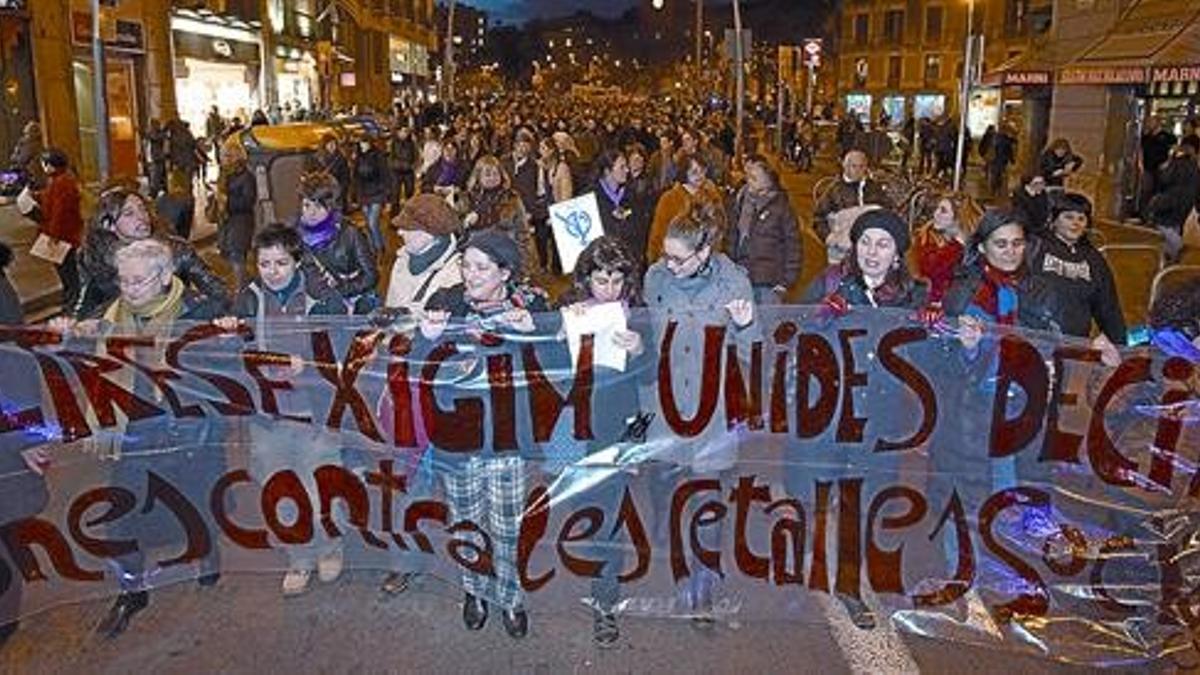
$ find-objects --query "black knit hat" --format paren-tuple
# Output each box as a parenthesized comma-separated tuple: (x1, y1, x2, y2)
(466, 230, 522, 276)
(850, 208, 911, 255)
(1050, 191, 1093, 225)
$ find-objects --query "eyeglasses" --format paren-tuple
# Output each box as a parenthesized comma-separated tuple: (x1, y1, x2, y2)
(663, 249, 700, 268)
(118, 268, 164, 291)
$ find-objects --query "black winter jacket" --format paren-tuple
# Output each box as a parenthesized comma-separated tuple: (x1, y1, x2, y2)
(1024, 233, 1126, 342)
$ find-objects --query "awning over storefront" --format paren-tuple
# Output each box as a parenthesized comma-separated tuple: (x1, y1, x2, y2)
(1059, 0, 1200, 84)
(981, 48, 1056, 87)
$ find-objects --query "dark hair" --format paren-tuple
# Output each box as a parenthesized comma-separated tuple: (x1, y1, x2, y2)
(254, 223, 305, 261)
(568, 236, 642, 305)
(1049, 191, 1093, 225)
(94, 183, 161, 234)
(964, 207, 1027, 269)
(624, 142, 647, 161)
(595, 148, 626, 178)
(0, 242, 12, 270)
(298, 171, 343, 213)
(40, 148, 70, 171)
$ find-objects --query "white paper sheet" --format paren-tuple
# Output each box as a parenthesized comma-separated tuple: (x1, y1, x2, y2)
(560, 301, 627, 372)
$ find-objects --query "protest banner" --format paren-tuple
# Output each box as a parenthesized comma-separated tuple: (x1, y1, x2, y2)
(0, 307, 1197, 666)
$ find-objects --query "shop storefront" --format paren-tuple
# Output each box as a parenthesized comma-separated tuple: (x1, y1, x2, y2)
(70, 8, 145, 181)
(881, 95, 905, 127)
(844, 93, 871, 123)
(389, 36, 431, 97)
(913, 94, 946, 121)
(275, 45, 320, 115)
(0, 1, 36, 162)
(171, 10, 263, 135)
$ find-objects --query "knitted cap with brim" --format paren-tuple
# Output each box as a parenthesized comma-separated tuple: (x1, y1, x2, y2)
(849, 208, 911, 255)
(394, 194, 460, 237)
(465, 230, 522, 276)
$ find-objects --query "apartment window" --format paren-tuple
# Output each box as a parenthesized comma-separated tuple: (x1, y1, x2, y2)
(884, 10, 904, 44)
(887, 55, 902, 87)
(924, 54, 942, 82)
(925, 7, 943, 42)
(854, 14, 869, 46)
(1006, 0, 1028, 36)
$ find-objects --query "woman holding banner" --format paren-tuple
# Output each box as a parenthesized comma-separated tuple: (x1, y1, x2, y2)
(51, 238, 225, 638)
(554, 236, 655, 646)
(418, 231, 558, 640)
(800, 209, 927, 312)
(642, 203, 757, 627)
(214, 225, 348, 596)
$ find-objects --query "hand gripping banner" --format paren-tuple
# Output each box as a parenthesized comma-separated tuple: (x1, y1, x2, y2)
(0, 306, 1198, 666)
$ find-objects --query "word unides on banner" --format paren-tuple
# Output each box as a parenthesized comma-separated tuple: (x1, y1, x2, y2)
(0, 321, 1196, 495)
(0, 464, 1193, 626)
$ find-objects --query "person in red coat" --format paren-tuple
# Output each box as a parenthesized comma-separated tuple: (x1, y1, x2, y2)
(35, 148, 84, 306)
(912, 191, 981, 304)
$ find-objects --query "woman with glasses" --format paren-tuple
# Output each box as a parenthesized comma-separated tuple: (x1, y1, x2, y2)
(642, 203, 757, 627)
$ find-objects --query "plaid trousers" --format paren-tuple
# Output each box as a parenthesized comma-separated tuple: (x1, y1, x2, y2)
(442, 456, 527, 610)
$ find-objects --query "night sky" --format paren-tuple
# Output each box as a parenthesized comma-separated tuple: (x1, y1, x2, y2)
(463, 0, 640, 24)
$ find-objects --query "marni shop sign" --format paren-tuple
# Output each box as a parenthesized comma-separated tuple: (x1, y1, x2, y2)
(1151, 65, 1200, 83)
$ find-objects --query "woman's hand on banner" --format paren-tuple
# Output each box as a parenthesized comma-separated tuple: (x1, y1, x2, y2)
(613, 329, 643, 356)
(726, 299, 754, 328)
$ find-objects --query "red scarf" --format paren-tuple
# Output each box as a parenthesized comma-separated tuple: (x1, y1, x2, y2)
(972, 263, 1022, 325)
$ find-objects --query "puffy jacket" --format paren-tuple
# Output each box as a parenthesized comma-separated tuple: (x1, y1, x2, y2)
(72, 229, 230, 319)
(1148, 153, 1200, 232)
(727, 187, 803, 290)
(1025, 232, 1126, 343)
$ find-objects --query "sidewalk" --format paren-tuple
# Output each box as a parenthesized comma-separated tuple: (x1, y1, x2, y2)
(0, 183, 219, 322)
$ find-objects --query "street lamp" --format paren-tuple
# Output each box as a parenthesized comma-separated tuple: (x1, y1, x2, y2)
(953, 0, 976, 192)
(652, 0, 663, 9)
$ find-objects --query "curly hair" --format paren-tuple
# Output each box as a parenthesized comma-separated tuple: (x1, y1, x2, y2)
(465, 154, 511, 194)
(564, 236, 643, 306)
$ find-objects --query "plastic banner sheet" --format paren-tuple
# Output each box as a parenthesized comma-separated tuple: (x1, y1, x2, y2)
(0, 307, 1198, 666)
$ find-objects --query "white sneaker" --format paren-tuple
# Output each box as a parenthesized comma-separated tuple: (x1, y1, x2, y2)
(282, 568, 312, 596)
(317, 550, 344, 584)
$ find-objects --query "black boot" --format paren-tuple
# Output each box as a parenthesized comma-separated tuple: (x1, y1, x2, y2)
(593, 610, 618, 647)
(837, 594, 877, 630)
(462, 593, 488, 631)
(98, 591, 149, 639)
(501, 607, 529, 639)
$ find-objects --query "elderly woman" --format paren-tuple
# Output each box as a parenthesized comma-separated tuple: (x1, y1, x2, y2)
(801, 209, 927, 311)
(463, 154, 536, 272)
(912, 191, 981, 304)
(69, 184, 228, 320)
(54, 238, 224, 638)
(642, 203, 756, 626)
(295, 171, 378, 314)
(419, 231, 558, 640)
(727, 154, 803, 305)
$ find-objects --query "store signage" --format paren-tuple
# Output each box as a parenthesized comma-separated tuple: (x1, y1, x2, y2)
(72, 12, 146, 53)
(1059, 66, 1146, 84)
(1004, 71, 1051, 85)
(1150, 65, 1200, 83)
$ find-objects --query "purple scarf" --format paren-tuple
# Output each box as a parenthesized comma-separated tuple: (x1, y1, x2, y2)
(300, 211, 339, 250)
